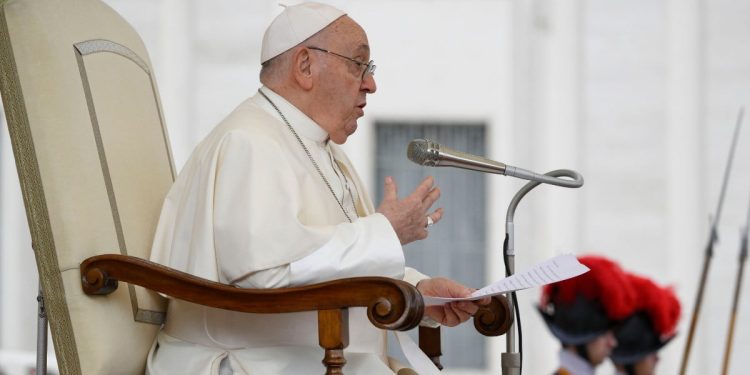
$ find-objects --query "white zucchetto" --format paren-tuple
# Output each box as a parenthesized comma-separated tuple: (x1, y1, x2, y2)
(261, 2, 347, 64)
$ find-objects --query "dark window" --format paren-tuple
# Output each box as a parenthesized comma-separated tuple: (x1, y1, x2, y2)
(376, 122, 487, 368)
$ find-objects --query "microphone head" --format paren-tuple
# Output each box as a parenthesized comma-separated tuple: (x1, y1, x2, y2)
(407, 139, 439, 166)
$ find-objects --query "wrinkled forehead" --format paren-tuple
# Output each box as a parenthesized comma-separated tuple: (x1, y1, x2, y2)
(320, 16, 370, 55)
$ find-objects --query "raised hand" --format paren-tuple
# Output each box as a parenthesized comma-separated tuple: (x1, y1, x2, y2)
(376, 176, 443, 245)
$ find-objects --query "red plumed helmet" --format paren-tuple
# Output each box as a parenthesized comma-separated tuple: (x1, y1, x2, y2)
(539, 255, 639, 345)
(610, 273, 681, 365)
(632, 274, 681, 336)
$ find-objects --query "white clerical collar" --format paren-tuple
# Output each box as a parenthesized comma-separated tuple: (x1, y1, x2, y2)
(559, 348, 595, 375)
(253, 87, 329, 145)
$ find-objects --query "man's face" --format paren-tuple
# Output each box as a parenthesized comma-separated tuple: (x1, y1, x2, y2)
(632, 353, 658, 375)
(586, 331, 618, 366)
(310, 17, 377, 144)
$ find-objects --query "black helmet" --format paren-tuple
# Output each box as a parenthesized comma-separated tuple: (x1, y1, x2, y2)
(539, 255, 638, 345)
(610, 274, 681, 365)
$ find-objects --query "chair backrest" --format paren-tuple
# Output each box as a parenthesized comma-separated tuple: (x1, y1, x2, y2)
(0, 0, 175, 373)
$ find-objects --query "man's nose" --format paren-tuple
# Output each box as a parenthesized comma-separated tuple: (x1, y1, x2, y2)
(361, 73, 377, 93)
(608, 333, 618, 347)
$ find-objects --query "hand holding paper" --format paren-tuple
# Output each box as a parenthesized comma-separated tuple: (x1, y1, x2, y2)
(422, 254, 589, 306)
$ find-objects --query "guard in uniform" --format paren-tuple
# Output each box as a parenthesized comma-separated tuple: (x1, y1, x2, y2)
(539, 256, 639, 375)
(610, 273, 681, 375)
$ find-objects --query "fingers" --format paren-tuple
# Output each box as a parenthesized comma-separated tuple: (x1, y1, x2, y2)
(388, 176, 439, 207)
(465, 289, 491, 306)
(421, 279, 488, 326)
(441, 305, 461, 327)
(454, 300, 478, 315)
(458, 301, 480, 315)
(378, 176, 444, 245)
(426, 208, 444, 226)
(398, 176, 442, 214)
(417, 180, 441, 225)
(451, 303, 472, 321)
(421, 186, 441, 211)
(412, 176, 434, 198)
(442, 303, 472, 326)
(429, 301, 483, 327)
(382, 176, 398, 202)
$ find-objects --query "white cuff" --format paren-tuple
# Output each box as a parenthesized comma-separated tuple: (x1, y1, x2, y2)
(403, 267, 430, 286)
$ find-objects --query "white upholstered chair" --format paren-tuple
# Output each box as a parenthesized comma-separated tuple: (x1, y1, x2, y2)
(0, 0, 510, 373)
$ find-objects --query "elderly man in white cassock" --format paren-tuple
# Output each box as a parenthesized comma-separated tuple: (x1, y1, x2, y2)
(147, 2, 484, 374)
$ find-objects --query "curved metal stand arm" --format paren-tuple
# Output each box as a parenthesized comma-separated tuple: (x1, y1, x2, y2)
(505, 169, 584, 257)
(503, 169, 584, 375)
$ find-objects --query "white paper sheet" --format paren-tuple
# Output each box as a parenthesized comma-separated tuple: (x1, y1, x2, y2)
(394, 331, 442, 375)
(422, 254, 589, 306)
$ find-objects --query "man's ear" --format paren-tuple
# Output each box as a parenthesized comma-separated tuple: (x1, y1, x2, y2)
(292, 47, 314, 90)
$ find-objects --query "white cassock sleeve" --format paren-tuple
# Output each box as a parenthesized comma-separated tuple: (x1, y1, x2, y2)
(290, 213, 407, 285)
(232, 220, 429, 289)
(232, 213, 405, 288)
(213, 128, 407, 287)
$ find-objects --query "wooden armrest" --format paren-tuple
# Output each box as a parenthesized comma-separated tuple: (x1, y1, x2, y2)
(419, 295, 513, 369)
(80, 254, 423, 331)
(474, 295, 513, 336)
(81, 254, 513, 373)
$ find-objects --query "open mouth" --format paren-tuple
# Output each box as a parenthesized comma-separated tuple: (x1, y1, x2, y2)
(355, 103, 366, 116)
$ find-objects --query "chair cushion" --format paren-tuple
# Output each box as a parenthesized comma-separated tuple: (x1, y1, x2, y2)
(0, 0, 173, 373)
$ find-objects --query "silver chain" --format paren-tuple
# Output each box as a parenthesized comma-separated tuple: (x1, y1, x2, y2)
(259, 89, 358, 223)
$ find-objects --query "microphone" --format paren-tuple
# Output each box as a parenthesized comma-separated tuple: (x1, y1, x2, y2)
(407, 139, 583, 188)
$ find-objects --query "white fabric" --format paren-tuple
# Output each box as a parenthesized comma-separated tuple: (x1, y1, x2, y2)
(150, 87, 401, 280)
(394, 332, 440, 375)
(261, 2, 346, 63)
(235, 213, 404, 288)
(558, 348, 595, 375)
(147, 87, 427, 374)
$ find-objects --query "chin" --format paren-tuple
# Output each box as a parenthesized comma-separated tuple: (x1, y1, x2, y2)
(330, 131, 351, 144)
(330, 136, 347, 145)
(336, 124, 357, 144)
(348, 122, 358, 136)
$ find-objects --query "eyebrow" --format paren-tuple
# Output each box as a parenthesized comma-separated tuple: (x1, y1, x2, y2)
(353, 44, 370, 58)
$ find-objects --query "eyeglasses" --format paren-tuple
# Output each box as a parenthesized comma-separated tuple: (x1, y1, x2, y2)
(307, 46, 376, 80)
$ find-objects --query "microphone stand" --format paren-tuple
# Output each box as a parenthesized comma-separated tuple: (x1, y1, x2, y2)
(720, 189, 750, 375)
(502, 169, 584, 375)
(680, 108, 743, 375)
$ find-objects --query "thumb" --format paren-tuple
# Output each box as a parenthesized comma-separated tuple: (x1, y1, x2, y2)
(382, 176, 398, 201)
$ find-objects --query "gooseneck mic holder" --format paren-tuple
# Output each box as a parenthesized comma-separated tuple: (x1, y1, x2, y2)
(502, 170, 583, 375)
(406, 139, 584, 374)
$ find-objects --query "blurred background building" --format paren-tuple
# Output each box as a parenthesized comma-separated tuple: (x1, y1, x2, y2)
(1, 0, 749, 374)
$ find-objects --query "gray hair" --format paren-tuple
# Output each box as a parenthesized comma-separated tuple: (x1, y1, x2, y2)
(259, 50, 292, 86)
